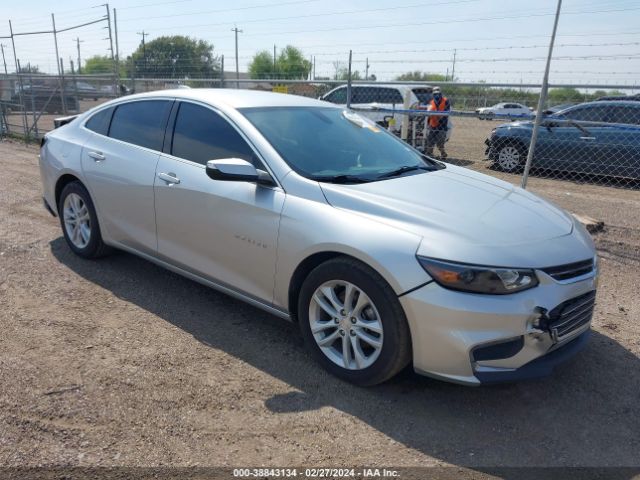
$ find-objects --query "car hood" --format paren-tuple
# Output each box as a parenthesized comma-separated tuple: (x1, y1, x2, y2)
(320, 165, 579, 265)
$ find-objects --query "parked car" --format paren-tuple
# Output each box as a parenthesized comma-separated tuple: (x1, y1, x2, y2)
(40, 89, 598, 386)
(476, 102, 533, 120)
(320, 83, 452, 142)
(10, 85, 78, 113)
(73, 81, 99, 100)
(485, 100, 640, 179)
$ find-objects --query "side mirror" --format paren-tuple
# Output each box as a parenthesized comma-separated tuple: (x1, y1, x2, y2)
(206, 158, 275, 186)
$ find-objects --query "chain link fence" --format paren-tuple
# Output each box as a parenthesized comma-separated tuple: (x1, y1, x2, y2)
(2, 74, 639, 189)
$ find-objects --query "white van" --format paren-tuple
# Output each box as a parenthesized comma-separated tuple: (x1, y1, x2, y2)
(320, 84, 452, 142)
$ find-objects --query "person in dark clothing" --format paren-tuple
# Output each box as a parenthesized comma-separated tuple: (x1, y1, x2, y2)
(425, 86, 451, 159)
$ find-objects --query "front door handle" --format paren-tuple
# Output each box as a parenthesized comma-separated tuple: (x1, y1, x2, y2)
(580, 136, 596, 141)
(88, 151, 105, 161)
(158, 172, 181, 185)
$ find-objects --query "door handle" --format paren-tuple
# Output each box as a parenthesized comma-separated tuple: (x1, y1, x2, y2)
(88, 151, 105, 161)
(580, 136, 596, 141)
(157, 172, 180, 185)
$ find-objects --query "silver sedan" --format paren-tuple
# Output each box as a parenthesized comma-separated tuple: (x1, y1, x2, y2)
(39, 89, 598, 386)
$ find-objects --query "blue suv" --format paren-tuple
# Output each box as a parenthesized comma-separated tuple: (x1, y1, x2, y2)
(485, 101, 640, 180)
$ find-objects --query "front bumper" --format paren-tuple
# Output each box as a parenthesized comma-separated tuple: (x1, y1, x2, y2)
(399, 268, 598, 385)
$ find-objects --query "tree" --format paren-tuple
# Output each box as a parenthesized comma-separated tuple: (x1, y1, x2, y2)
(16, 64, 40, 74)
(335, 68, 362, 81)
(126, 35, 220, 78)
(248, 50, 275, 79)
(83, 55, 112, 74)
(248, 45, 311, 79)
(395, 71, 447, 82)
(277, 45, 311, 79)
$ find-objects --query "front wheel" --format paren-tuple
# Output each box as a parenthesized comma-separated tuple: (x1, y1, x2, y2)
(495, 143, 527, 172)
(298, 257, 412, 386)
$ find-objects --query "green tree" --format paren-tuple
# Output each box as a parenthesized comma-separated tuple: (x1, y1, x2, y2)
(395, 71, 447, 82)
(248, 50, 276, 79)
(83, 55, 112, 74)
(127, 35, 220, 78)
(277, 45, 311, 79)
(248, 45, 311, 79)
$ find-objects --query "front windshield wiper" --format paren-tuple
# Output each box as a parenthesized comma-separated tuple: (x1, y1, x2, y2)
(311, 174, 374, 184)
(376, 165, 433, 179)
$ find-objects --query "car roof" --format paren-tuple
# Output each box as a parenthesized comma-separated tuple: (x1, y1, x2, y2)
(331, 83, 432, 91)
(569, 100, 640, 108)
(114, 88, 337, 109)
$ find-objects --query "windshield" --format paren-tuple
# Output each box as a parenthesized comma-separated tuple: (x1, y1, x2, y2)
(240, 106, 441, 182)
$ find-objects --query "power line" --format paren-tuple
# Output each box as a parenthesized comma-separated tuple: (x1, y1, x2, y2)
(119, 0, 480, 23)
(240, 5, 640, 37)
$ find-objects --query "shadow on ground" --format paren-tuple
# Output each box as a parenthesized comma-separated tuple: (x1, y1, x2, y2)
(50, 239, 640, 475)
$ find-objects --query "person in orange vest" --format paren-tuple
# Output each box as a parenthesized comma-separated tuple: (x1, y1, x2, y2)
(425, 86, 451, 159)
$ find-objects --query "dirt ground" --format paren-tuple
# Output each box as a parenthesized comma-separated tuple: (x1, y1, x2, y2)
(0, 138, 639, 474)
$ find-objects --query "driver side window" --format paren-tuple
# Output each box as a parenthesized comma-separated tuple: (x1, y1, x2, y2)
(324, 87, 347, 104)
(171, 102, 259, 167)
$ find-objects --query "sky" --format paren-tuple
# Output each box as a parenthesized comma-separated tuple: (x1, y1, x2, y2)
(1, 0, 639, 88)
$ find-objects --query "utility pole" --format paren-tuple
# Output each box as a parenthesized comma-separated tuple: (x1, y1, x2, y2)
(0, 44, 7, 75)
(365, 57, 370, 81)
(313, 55, 315, 81)
(74, 38, 84, 74)
(231, 26, 242, 89)
(137, 31, 148, 73)
(105, 4, 117, 95)
(273, 44, 276, 79)
(113, 8, 120, 80)
(451, 49, 457, 82)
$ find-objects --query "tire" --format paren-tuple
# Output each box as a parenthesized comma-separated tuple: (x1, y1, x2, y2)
(495, 142, 527, 173)
(298, 256, 412, 386)
(58, 181, 111, 259)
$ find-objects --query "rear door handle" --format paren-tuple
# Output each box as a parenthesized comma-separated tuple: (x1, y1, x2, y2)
(157, 172, 180, 185)
(88, 151, 105, 161)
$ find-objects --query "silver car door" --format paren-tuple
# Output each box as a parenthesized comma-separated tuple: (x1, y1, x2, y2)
(81, 99, 173, 254)
(153, 101, 285, 303)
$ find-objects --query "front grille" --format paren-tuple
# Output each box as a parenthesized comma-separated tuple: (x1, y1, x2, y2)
(542, 259, 594, 281)
(547, 291, 596, 341)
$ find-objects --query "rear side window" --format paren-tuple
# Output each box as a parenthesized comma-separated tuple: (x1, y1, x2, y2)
(603, 106, 640, 125)
(171, 102, 257, 166)
(85, 107, 113, 135)
(109, 100, 172, 150)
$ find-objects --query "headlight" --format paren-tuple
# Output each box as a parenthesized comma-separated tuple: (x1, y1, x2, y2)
(417, 257, 539, 295)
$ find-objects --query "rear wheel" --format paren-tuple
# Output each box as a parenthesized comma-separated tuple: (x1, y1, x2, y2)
(58, 181, 111, 259)
(298, 257, 412, 386)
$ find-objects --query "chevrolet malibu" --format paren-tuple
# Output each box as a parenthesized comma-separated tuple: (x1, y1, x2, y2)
(39, 89, 598, 386)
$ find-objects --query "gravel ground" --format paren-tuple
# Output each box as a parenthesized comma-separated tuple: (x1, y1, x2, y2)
(0, 138, 639, 474)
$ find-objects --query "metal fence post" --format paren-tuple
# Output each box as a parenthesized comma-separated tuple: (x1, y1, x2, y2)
(346, 50, 352, 108)
(51, 14, 67, 115)
(221, 54, 225, 88)
(8, 21, 28, 140)
(521, 0, 562, 189)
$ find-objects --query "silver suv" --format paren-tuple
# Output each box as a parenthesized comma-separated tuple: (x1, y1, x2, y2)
(40, 89, 598, 386)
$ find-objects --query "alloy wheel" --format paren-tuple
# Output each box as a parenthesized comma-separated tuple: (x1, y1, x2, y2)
(63, 193, 91, 249)
(497, 145, 521, 171)
(309, 280, 384, 370)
